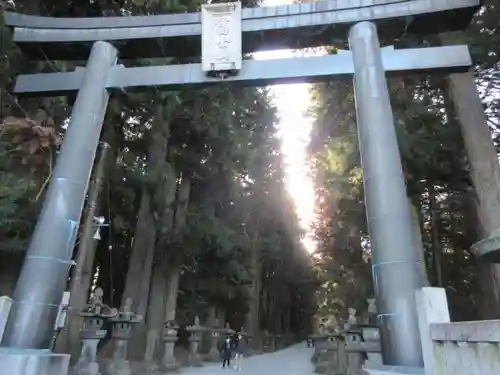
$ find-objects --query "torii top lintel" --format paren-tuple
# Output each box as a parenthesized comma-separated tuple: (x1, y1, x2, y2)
(5, 0, 480, 60)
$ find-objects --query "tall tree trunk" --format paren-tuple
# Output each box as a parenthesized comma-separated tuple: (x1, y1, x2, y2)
(201, 305, 218, 352)
(409, 198, 430, 286)
(145, 249, 167, 360)
(207, 306, 217, 326)
(137, 169, 187, 359)
(428, 187, 444, 287)
(164, 266, 181, 322)
(144, 169, 179, 360)
(282, 291, 291, 333)
(460, 189, 489, 317)
(122, 192, 156, 359)
(260, 287, 268, 331)
(245, 243, 262, 348)
(121, 192, 156, 317)
(162, 174, 191, 322)
(122, 107, 171, 357)
(56, 143, 109, 356)
(445, 70, 500, 318)
(272, 292, 282, 334)
(447, 72, 500, 237)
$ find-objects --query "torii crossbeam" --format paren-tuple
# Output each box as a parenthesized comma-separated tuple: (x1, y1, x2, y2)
(13, 45, 471, 95)
(4, 0, 479, 58)
(0, 1, 480, 374)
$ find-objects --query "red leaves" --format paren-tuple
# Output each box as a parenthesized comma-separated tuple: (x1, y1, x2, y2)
(1, 112, 60, 164)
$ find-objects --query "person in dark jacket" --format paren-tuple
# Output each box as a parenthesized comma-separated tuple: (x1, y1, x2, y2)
(220, 336, 232, 369)
(234, 334, 246, 371)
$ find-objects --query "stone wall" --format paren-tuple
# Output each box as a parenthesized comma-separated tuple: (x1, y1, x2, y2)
(365, 287, 500, 375)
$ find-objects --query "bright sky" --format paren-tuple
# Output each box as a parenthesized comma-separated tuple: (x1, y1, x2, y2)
(256, 0, 317, 253)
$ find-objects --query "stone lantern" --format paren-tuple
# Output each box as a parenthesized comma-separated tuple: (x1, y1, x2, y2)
(344, 308, 358, 330)
(73, 287, 117, 375)
(108, 298, 142, 375)
(206, 318, 223, 362)
(186, 316, 205, 367)
(220, 321, 235, 338)
(162, 319, 180, 371)
(366, 298, 377, 325)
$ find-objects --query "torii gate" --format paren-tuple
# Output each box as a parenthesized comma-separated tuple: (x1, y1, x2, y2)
(0, 0, 479, 370)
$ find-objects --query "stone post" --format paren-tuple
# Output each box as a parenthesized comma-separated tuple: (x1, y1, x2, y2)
(314, 333, 342, 374)
(161, 320, 180, 371)
(345, 330, 364, 375)
(337, 334, 347, 375)
(186, 316, 204, 367)
(327, 335, 340, 371)
(73, 288, 117, 375)
(311, 333, 329, 364)
(344, 325, 382, 373)
(361, 326, 383, 368)
(107, 298, 142, 375)
(415, 287, 450, 375)
(206, 318, 222, 362)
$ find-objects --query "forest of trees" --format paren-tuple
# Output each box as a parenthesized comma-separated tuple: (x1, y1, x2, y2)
(309, 0, 500, 323)
(1, 0, 500, 362)
(0, 0, 316, 358)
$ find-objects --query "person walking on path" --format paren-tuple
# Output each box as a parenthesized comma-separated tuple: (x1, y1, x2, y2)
(220, 336, 233, 369)
(234, 334, 246, 371)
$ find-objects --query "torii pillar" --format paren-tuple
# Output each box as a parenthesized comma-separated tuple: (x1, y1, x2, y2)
(349, 22, 423, 366)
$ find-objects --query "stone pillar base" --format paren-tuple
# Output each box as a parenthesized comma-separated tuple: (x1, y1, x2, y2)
(0, 348, 70, 375)
(204, 348, 220, 362)
(107, 359, 131, 375)
(314, 360, 336, 374)
(189, 353, 203, 367)
(365, 353, 383, 369)
(137, 360, 160, 375)
(73, 361, 100, 375)
(161, 357, 179, 372)
(363, 365, 424, 375)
